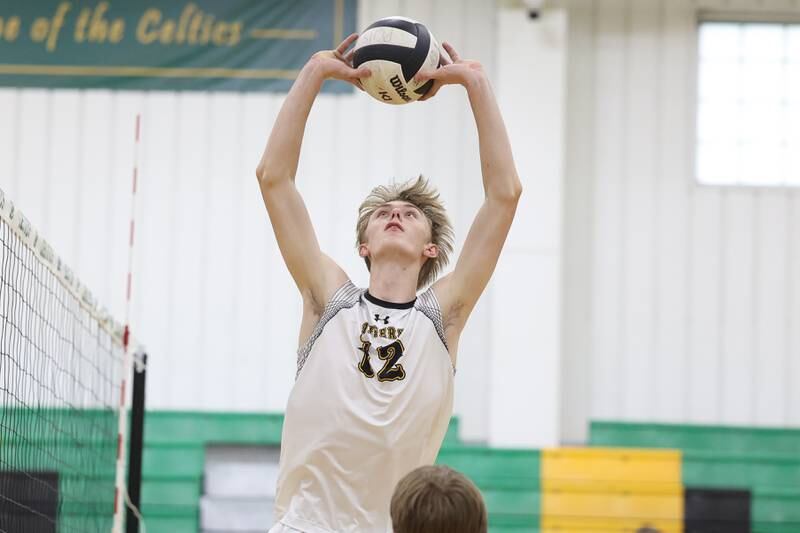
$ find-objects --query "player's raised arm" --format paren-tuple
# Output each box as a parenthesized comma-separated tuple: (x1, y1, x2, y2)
(255, 34, 370, 310)
(417, 42, 522, 334)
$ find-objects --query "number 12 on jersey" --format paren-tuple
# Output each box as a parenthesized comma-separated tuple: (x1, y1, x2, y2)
(357, 339, 406, 382)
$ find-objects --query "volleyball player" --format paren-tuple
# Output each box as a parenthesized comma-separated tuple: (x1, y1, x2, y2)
(256, 33, 521, 532)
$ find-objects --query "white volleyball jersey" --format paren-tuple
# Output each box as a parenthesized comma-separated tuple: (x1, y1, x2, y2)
(273, 281, 455, 533)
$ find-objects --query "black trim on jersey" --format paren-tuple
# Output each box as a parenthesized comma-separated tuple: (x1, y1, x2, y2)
(364, 291, 416, 309)
(296, 281, 361, 378)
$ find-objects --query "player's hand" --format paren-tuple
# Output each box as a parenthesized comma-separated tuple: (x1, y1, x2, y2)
(309, 33, 370, 90)
(414, 42, 485, 101)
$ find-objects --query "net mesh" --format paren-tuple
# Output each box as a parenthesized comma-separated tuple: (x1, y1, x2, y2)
(0, 188, 127, 533)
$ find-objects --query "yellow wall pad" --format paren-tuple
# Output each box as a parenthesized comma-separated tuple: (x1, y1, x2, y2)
(541, 515, 683, 533)
(543, 448, 682, 486)
(542, 489, 684, 520)
(543, 478, 683, 494)
(542, 448, 683, 526)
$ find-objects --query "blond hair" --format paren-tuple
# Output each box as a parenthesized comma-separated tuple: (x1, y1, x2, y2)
(356, 175, 454, 289)
(391, 465, 488, 533)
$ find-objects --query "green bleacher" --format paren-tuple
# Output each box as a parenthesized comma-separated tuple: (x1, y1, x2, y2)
(0, 408, 117, 530)
(590, 421, 800, 532)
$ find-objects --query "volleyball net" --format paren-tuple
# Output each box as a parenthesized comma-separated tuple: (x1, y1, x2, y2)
(0, 187, 136, 533)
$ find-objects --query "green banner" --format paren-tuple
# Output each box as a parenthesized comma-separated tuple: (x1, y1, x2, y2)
(0, 0, 356, 92)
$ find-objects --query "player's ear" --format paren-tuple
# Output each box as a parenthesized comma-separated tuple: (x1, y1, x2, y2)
(359, 243, 370, 258)
(423, 243, 438, 259)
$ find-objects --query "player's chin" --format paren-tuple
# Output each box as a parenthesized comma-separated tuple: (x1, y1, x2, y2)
(376, 237, 417, 255)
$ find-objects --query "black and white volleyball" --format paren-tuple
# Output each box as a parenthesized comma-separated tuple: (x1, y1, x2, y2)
(353, 17, 441, 105)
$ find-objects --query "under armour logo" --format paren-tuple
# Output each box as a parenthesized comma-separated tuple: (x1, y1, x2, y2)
(374, 314, 390, 324)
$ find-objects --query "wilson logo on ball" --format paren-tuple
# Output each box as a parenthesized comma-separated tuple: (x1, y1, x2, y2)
(390, 75, 411, 102)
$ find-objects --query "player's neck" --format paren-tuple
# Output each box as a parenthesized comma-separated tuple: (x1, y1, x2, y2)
(367, 261, 418, 303)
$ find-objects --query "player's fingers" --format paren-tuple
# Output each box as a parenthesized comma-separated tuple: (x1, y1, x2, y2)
(418, 82, 442, 101)
(336, 33, 359, 55)
(413, 68, 443, 83)
(344, 48, 356, 65)
(345, 79, 365, 91)
(353, 66, 371, 78)
(438, 43, 453, 66)
(442, 42, 460, 63)
(329, 63, 369, 83)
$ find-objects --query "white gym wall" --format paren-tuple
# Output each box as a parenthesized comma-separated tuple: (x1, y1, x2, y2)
(2, 0, 799, 448)
(557, 0, 800, 443)
(490, 4, 566, 447)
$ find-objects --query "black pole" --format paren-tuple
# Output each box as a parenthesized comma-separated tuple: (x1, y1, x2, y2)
(126, 353, 147, 533)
